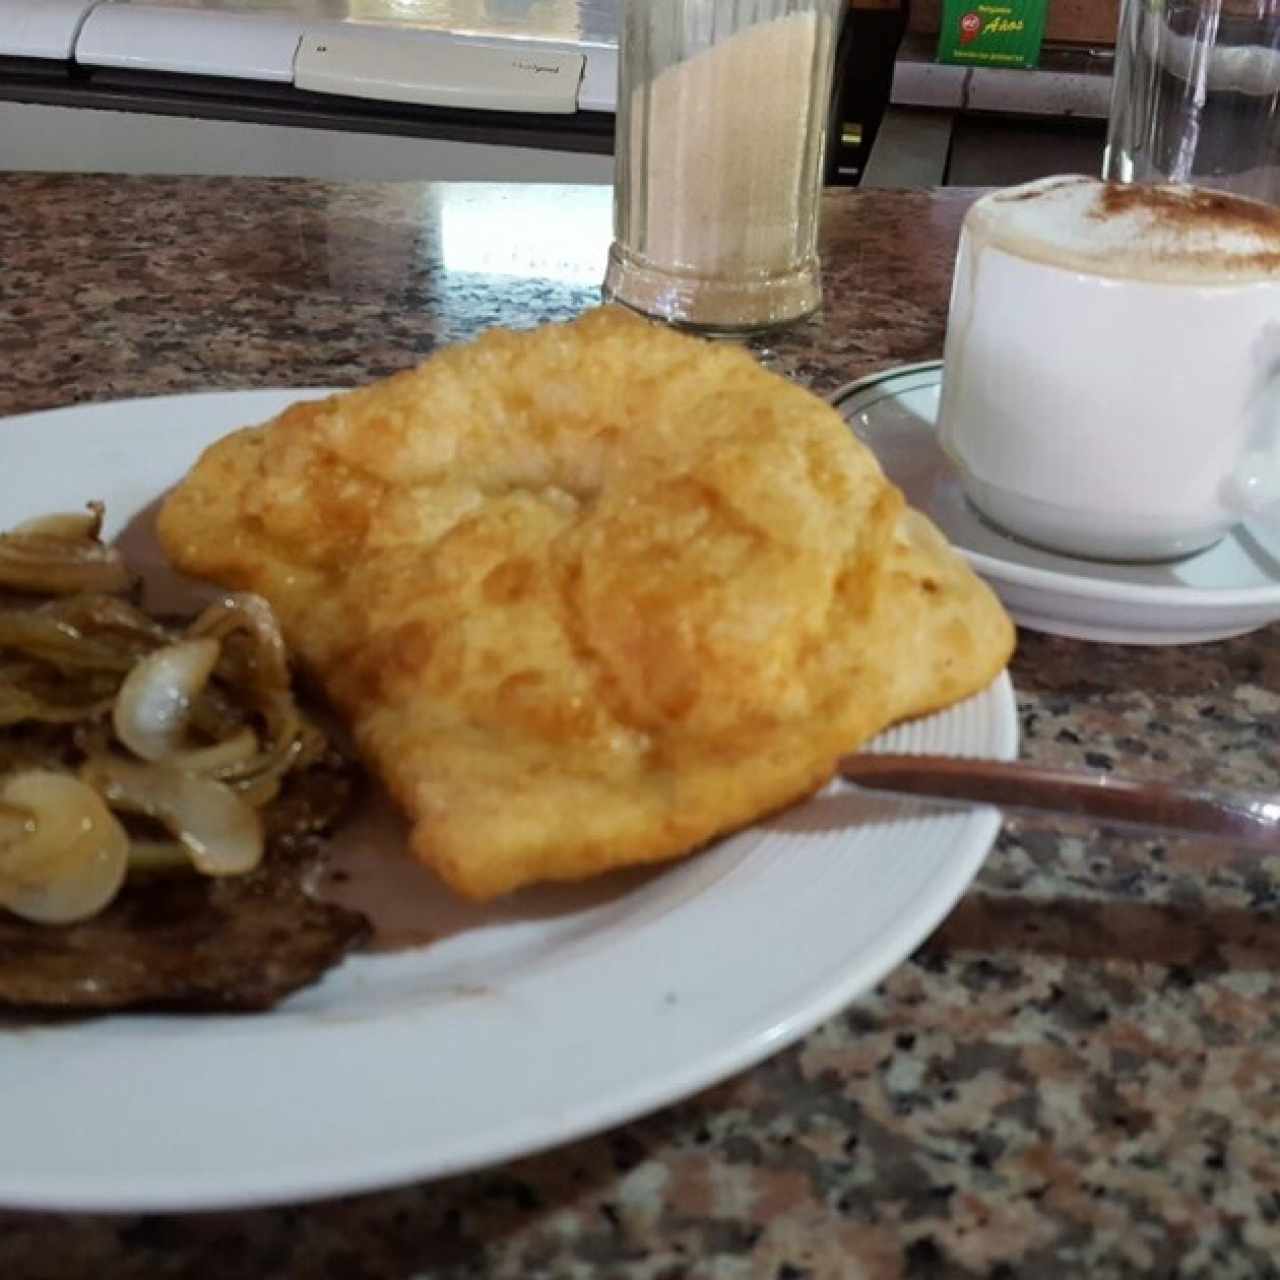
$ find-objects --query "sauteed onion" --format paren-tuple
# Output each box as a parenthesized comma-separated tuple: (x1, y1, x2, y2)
(0, 505, 346, 924)
(0, 770, 129, 924)
(0, 503, 132, 596)
(113, 636, 222, 762)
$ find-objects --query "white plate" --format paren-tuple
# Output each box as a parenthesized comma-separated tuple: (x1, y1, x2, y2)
(833, 363, 1280, 645)
(0, 388, 1017, 1213)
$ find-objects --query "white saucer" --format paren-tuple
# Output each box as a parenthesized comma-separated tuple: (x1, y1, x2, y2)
(831, 362, 1280, 645)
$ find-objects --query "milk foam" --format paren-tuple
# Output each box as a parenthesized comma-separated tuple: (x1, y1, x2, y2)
(967, 174, 1280, 283)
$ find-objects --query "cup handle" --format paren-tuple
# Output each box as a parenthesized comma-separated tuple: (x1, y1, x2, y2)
(1223, 335, 1280, 520)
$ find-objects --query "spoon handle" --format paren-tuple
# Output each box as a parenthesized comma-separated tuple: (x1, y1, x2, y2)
(838, 753, 1280, 852)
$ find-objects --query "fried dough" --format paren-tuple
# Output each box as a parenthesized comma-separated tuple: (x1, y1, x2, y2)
(158, 307, 1013, 899)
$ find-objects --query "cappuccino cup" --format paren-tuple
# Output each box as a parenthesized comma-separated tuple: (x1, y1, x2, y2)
(936, 175, 1280, 562)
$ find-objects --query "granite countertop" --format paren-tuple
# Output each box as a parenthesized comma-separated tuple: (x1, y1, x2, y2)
(2, 175, 1279, 1278)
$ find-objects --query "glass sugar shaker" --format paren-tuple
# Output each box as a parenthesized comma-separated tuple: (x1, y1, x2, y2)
(603, 0, 845, 334)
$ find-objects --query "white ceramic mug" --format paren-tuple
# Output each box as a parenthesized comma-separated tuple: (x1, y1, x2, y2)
(937, 175, 1280, 562)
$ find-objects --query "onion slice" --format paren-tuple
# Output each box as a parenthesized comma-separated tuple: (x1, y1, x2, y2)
(189, 594, 290, 692)
(14, 504, 105, 541)
(0, 611, 138, 673)
(126, 839, 193, 873)
(82, 756, 264, 876)
(40, 593, 175, 653)
(0, 522, 132, 596)
(172, 726, 259, 774)
(185, 593, 322, 789)
(112, 636, 221, 762)
(0, 770, 130, 924)
(0, 681, 116, 728)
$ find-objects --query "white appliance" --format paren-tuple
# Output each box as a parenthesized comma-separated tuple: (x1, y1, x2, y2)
(0, 0, 618, 180)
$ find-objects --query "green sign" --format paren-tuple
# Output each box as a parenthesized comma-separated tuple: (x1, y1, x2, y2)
(936, 0, 1047, 67)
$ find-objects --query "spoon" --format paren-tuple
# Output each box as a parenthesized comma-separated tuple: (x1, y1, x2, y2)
(838, 753, 1280, 853)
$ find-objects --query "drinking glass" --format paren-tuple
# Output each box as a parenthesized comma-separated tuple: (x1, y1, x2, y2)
(1104, 0, 1280, 203)
(603, 0, 844, 333)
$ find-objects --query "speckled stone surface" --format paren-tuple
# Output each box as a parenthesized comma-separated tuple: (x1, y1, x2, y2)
(3, 175, 1280, 1279)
